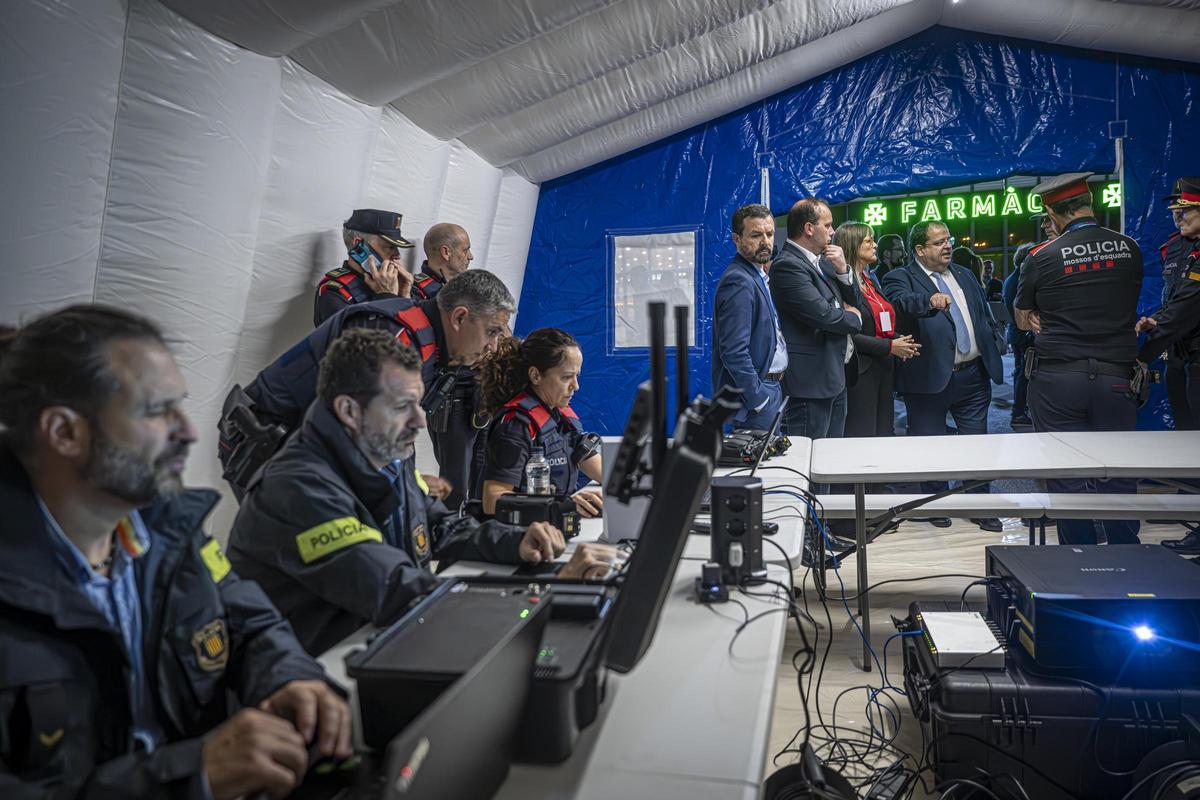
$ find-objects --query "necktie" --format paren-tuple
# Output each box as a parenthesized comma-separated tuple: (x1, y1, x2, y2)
(932, 272, 971, 354)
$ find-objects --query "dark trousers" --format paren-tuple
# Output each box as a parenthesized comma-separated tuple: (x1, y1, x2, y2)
(1166, 357, 1196, 431)
(902, 359, 991, 495)
(785, 391, 848, 440)
(1012, 341, 1032, 421)
(1028, 366, 1140, 545)
(786, 391, 847, 497)
(845, 356, 895, 439)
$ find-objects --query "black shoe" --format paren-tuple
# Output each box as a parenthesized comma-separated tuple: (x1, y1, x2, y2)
(1162, 529, 1200, 556)
(918, 517, 952, 528)
(1011, 414, 1033, 428)
(973, 517, 1003, 532)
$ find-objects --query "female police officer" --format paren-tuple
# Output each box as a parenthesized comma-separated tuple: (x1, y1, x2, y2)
(475, 328, 603, 517)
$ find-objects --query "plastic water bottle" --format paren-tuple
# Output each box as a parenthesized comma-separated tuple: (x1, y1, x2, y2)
(525, 447, 553, 495)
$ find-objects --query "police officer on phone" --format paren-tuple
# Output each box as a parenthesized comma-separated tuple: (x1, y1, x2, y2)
(313, 209, 416, 327)
(1015, 173, 1143, 545)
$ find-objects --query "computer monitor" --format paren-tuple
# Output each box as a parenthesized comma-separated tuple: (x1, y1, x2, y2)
(602, 386, 741, 673)
(603, 380, 654, 504)
(377, 591, 551, 800)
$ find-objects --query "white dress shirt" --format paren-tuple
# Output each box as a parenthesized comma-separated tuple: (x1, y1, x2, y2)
(918, 263, 979, 364)
(791, 241, 855, 363)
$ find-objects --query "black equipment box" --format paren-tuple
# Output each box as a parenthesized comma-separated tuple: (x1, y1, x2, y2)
(346, 575, 616, 764)
(904, 600, 1200, 800)
(985, 544, 1200, 677)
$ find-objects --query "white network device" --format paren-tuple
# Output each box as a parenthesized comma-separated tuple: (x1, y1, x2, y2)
(918, 611, 1005, 670)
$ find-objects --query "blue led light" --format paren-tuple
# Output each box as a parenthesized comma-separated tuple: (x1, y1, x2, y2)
(1133, 625, 1155, 641)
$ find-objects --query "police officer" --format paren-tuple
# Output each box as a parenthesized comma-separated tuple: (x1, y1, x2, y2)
(313, 209, 416, 327)
(474, 328, 604, 517)
(1136, 177, 1200, 553)
(1015, 173, 1143, 545)
(412, 222, 474, 301)
(0, 306, 350, 799)
(222, 270, 516, 509)
(227, 329, 618, 655)
(1150, 179, 1199, 430)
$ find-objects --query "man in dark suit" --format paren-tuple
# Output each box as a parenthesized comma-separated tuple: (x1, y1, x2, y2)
(881, 221, 1005, 532)
(712, 204, 788, 430)
(770, 198, 862, 440)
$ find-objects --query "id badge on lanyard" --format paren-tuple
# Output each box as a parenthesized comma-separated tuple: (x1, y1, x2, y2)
(878, 310, 894, 335)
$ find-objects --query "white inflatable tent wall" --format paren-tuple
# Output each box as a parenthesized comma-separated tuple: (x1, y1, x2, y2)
(1, 0, 538, 534)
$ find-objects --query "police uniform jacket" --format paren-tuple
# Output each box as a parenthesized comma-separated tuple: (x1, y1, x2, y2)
(226, 401, 525, 656)
(245, 298, 441, 431)
(1158, 233, 1194, 307)
(1140, 238, 1200, 364)
(313, 262, 398, 327)
(411, 262, 447, 301)
(0, 444, 327, 798)
(473, 390, 588, 500)
(1015, 217, 1142, 365)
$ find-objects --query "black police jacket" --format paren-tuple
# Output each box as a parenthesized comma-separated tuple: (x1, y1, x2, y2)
(226, 401, 526, 656)
(0, 444, 328, 799)
(246, 297, 441, 432)
(1141, 238, 1200, 363)
(472, 390, 586, 500)
(313, 262, 399, 327)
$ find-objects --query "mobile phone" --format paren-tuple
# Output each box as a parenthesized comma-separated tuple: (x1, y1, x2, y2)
(349, 241, 380, 274)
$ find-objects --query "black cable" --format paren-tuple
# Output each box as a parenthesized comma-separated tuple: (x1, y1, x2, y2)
(920, 731, 1083, 799)
(824, 573, 989, 604)
(1122, 760, 1200, 800)
(959, 578, 990, 611)
(934, 776, 1004, 800)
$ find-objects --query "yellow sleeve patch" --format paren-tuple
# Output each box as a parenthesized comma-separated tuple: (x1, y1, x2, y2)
(414, 470, 430, 495)
(199, 538, 232, 584)
(295, 517, 383, 564)
(1186, 271, 1200, 282)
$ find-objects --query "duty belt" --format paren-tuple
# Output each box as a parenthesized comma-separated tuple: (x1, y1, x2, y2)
(1036, 358, 1132, 379)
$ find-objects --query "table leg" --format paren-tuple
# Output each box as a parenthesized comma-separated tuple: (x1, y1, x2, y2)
(816, 512, 827, 599)
(1028, 519, 1035, 546)
(856, 482, 870, 672)
(1039, 519, 1047, 546)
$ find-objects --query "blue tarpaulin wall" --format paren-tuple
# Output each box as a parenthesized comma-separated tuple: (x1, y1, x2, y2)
(519, 27, 1200, 433)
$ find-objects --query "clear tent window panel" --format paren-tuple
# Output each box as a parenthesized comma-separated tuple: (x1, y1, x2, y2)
(611, 230, 697, 350)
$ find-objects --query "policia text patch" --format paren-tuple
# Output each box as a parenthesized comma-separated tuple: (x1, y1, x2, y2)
(296, 517, 383, 563)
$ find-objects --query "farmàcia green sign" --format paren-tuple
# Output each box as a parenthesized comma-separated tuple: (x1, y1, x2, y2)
(855, 183, 1121, 228)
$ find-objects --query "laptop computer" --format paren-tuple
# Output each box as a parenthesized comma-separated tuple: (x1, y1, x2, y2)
(600, 435, 653, 543)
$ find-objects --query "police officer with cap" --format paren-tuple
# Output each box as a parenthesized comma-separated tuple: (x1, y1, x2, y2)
(1015, 173, 1143, 545)
(313, 209, 416, 327)
(1148, 178, 1199, 431)
(1135, 177, 1200, 553)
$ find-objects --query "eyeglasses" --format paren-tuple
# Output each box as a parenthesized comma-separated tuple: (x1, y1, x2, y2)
(922, 236, 956, 249)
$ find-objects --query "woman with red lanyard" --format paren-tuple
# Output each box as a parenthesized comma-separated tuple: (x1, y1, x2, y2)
(833, 222, 921, 437)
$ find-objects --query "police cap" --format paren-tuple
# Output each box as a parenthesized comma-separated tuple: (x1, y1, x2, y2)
(343, 209, 415, 248)
(1032, 173, 1093, 205)
(1167, 177, 1200, 209)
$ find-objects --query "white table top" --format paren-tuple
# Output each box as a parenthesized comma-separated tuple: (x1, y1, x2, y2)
(809, 431, 1108, 483)
(1048, 431, 1200, 479)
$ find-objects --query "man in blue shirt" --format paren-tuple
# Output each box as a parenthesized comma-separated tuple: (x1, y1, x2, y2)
(0, 305, 351, 799)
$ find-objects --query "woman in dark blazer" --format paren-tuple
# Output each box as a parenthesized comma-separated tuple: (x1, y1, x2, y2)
(833, 222, 920, 437)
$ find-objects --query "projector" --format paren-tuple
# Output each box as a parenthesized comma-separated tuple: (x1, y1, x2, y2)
(985, 545, 1200, 678)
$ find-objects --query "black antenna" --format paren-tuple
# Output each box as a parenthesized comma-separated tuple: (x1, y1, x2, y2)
(674, 305, 689, 422)
(648, 302, 667, 475)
